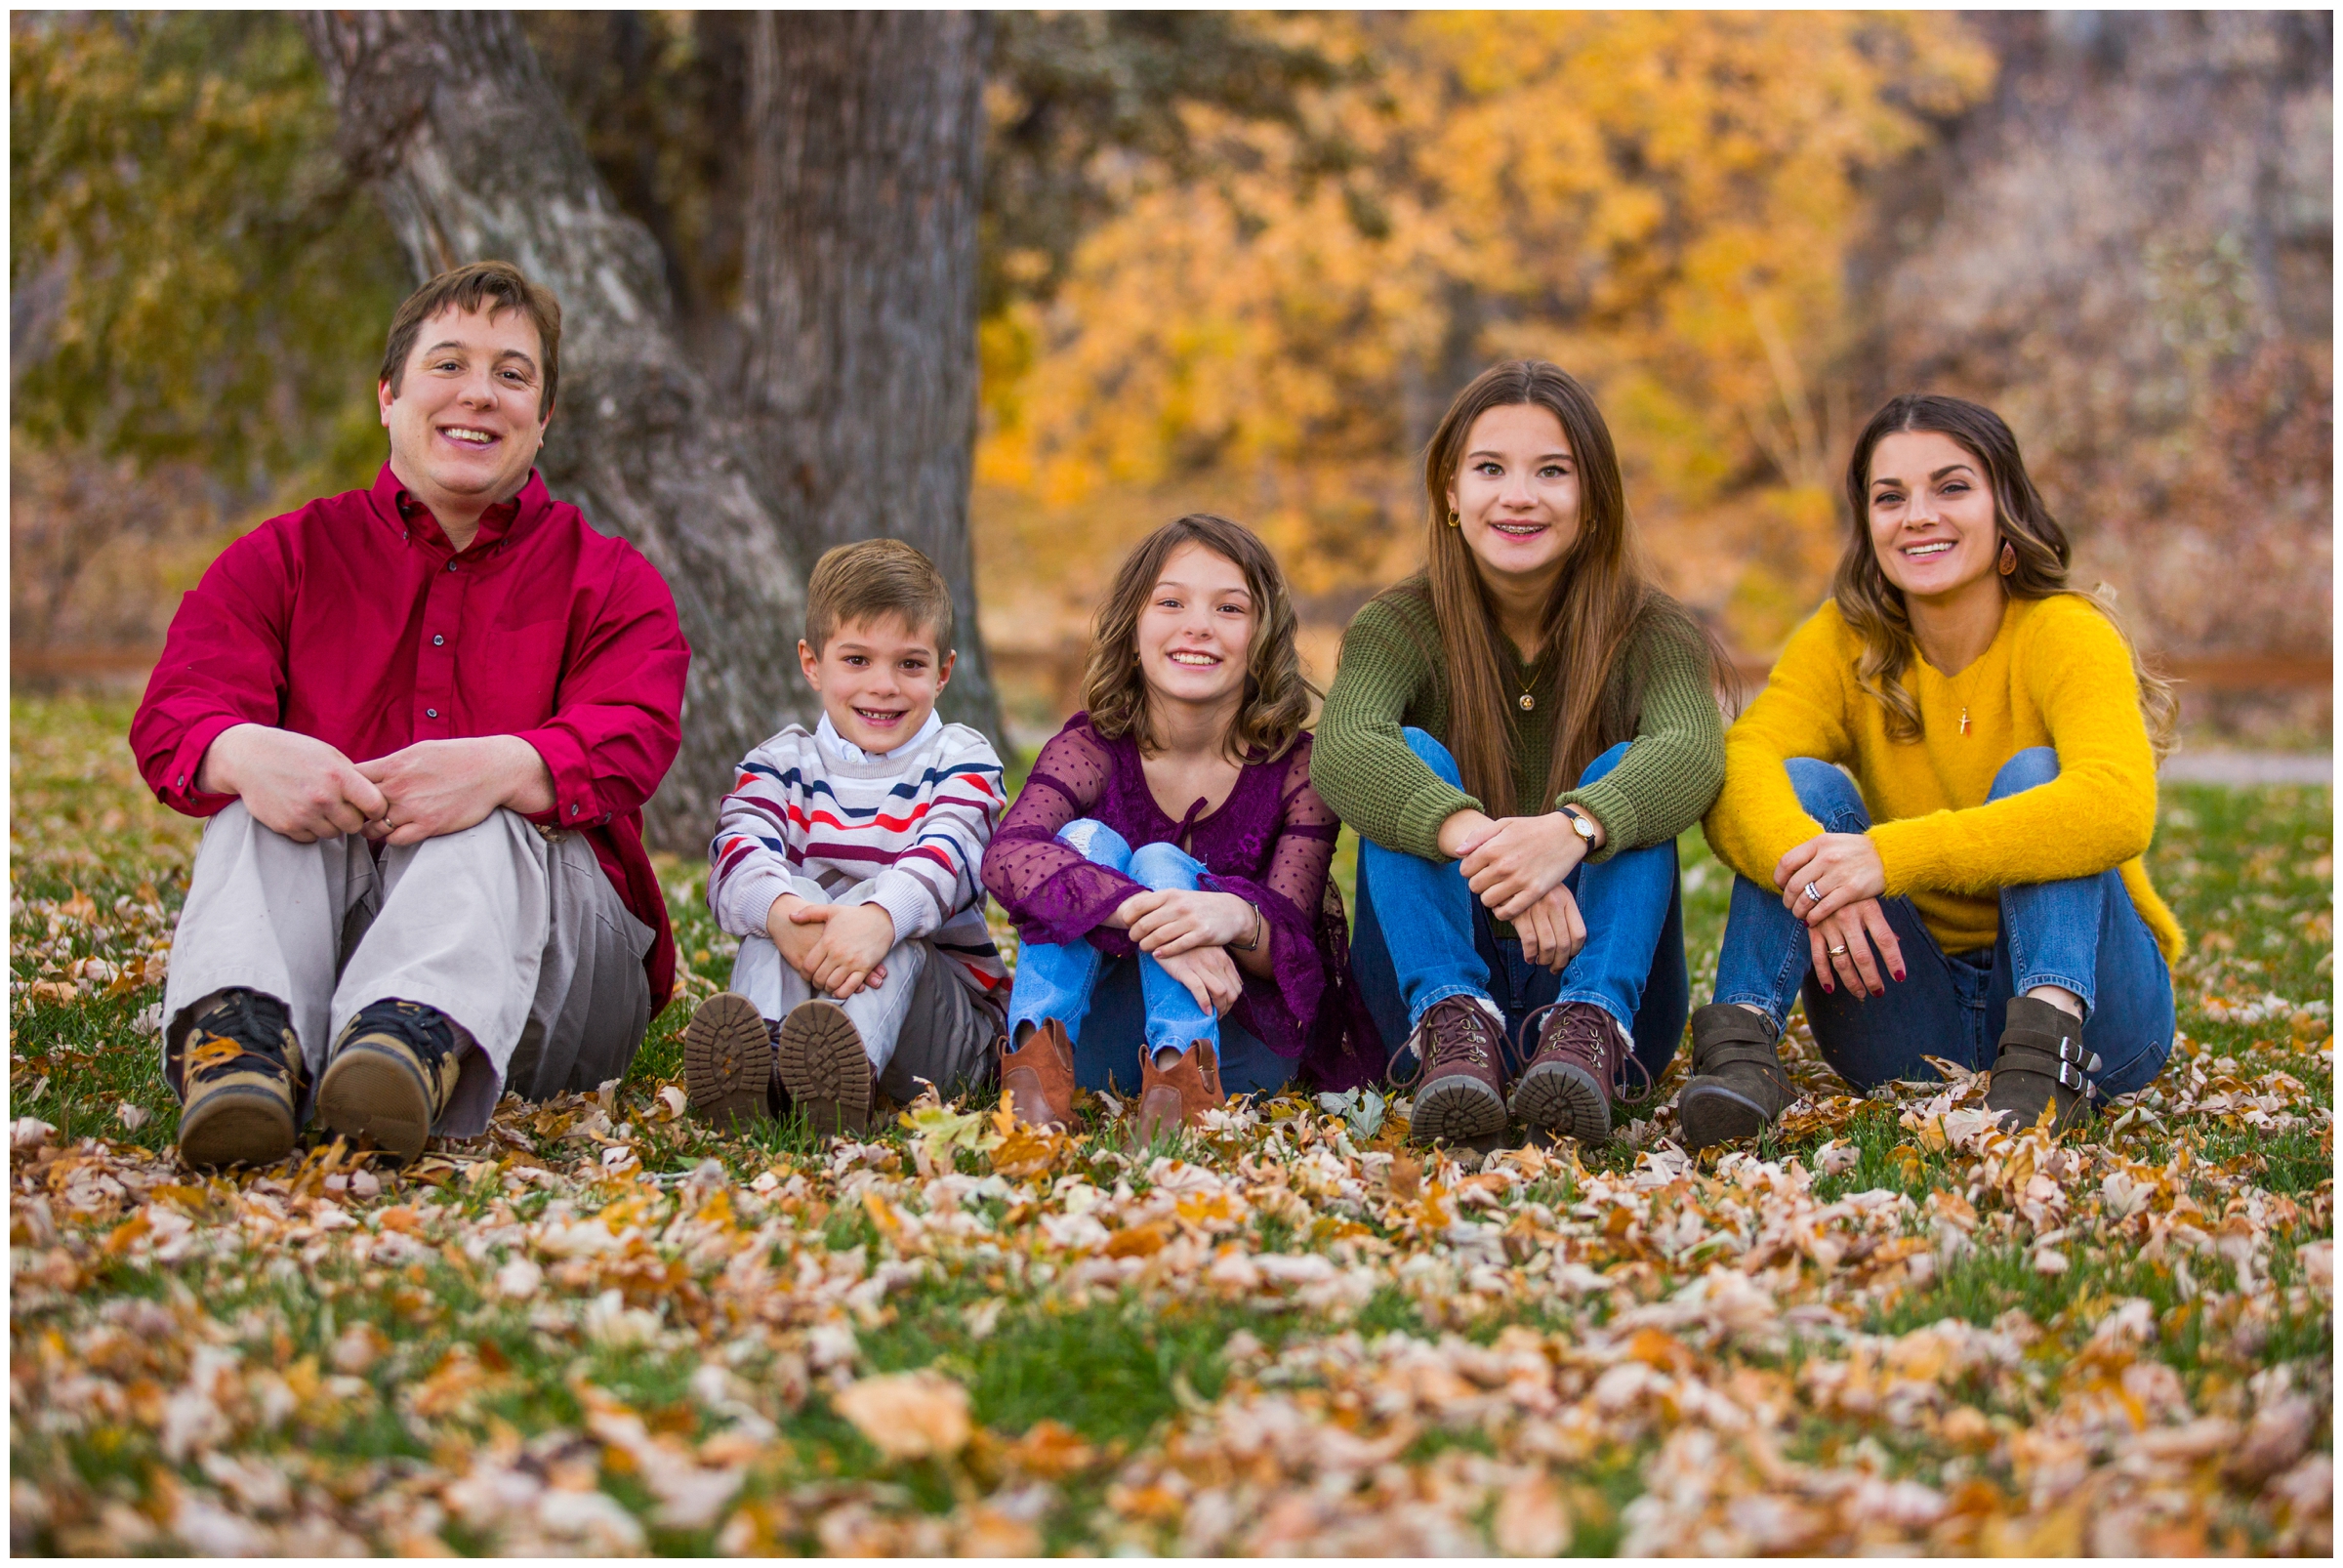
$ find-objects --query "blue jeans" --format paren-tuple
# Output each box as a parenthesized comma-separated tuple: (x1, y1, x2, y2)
(1004, 819, 1293, 1096)
(1709, 748, 2175, 1094)
(1349, 730, 1689, 1088)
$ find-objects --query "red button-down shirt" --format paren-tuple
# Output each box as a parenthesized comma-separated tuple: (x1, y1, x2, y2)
(131, 464, 691, 1007)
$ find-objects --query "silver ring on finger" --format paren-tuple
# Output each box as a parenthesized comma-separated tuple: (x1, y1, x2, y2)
(1803, 880, 1824, 906)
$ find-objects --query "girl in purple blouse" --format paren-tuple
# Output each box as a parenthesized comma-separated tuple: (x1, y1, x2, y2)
(984, 515, 1382, 1140)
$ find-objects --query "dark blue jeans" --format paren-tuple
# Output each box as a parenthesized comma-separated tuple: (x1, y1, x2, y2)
(1349, 729, 1689, 1087)
(1709, 748, 2175, 1094)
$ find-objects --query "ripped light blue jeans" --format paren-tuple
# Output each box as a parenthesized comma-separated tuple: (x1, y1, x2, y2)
(1709, 747, 2175, 1094)
(1004, 819, 1289, 1096)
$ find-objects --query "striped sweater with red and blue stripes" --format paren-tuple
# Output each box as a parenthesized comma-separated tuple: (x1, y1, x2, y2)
(707, 714, 1008, 1006)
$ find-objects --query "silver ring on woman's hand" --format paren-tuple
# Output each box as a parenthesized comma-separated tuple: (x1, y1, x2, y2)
(1803, 881, 1824, 905)
(1829, 943, 1849, 956)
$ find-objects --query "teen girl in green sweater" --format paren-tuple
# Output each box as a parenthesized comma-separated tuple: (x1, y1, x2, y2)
(1312, 361, 1728, 1148)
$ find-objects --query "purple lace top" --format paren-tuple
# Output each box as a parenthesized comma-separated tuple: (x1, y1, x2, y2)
(981, 714, 1386, 1091)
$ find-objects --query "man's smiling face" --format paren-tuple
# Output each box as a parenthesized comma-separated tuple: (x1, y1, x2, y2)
(378, 303, 549, 518)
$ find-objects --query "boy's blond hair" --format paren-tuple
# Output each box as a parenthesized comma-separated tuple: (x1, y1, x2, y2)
(803, 539, 955, 655)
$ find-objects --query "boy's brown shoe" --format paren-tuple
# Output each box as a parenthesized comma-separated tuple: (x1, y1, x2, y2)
(316, 999, 468, 1165)
(1135, 1039, 1224, 1144)
(776, 1000, 876, 1135)
(1000, 1018, 1077, 1133)
(1400, 996, 1508, 1146)
(174, 988, 307, 1169)
(684, 991, 781, 1131)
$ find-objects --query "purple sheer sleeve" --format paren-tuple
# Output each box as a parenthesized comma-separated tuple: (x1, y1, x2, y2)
(1213, 740, 1340, 1060)
(980, 718, 1147, 949)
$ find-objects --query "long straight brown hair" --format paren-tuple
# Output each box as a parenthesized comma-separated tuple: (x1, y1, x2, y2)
(1837, 393, 2178, 760)
(1416, 360, 1705, 816)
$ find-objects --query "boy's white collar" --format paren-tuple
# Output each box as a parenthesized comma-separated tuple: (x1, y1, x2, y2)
(816, 709, 942, 764)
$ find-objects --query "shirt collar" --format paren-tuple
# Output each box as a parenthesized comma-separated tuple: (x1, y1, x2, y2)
(373, 463, 544, 554)
(816, 709, 941, 765)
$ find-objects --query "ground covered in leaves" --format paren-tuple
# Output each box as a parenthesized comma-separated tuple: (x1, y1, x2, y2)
(12, 693, 2335, 1554)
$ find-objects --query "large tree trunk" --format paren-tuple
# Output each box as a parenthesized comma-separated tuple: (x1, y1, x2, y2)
(741, 12, 1002, 741)
(302, 11, 812, 851)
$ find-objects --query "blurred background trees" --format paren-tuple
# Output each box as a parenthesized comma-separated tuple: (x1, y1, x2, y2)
(12, 9, 2332, 763)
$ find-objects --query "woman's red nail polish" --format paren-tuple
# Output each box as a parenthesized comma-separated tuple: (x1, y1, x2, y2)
(1892, 970, 1906, 982)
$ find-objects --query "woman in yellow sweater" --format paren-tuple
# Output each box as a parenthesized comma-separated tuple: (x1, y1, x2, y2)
(1686, 394, 2180, 1146)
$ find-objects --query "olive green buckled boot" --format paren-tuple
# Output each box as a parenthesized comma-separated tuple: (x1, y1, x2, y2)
(1676, 1004, 1795, 1151)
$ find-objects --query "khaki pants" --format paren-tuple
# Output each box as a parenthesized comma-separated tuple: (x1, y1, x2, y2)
(161, 803, 654, 1137)
(729, 875, 1000, 1103)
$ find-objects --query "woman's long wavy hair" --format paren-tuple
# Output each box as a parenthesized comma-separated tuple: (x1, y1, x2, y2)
(1080, 513, 1316, 762)
(1837, 394, 2177, 760)
(1411, 359, 1727, 817)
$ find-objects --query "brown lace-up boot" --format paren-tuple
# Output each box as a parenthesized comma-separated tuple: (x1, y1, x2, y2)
(1676, 1004, 1795, 1151)
(1000, 1018, 1077, 1133)
(1400, 995, 1508, 1146)
(1983, 996, 2098, 1135)
(1135, 1040, 1224, 1144)
(1510, 1002, 1634, 1146)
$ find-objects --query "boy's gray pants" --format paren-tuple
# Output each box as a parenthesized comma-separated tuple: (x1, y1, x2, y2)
(729, 875, 1001, 1103)
(161, 803, 655, 1137)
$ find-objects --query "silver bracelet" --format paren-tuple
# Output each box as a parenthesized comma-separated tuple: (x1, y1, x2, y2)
(1231, 901, 1265, 953)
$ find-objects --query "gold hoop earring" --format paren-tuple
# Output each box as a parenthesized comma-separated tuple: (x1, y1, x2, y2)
(1446, 510, 1460, 528)
(1998, 541, 2017, 577)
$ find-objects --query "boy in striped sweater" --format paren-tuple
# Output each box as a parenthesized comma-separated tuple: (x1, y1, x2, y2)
(685, 540, 1008, 1135)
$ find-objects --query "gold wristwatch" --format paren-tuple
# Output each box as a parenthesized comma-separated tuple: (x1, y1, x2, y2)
(1561, 805, 1599, 847)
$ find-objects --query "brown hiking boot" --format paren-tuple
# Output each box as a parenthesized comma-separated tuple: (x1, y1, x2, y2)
(1510, 1002, 1641, 1147)
(1001, 1017, 1077, 1133)
(1984, 996, 2098, 1135)
(1398, 995, 1507, 1146)
(776, 1000, 876, 1135)
(1676, 1004, 1794, 1151)
(1135, 1039, 1224, 1143)
(174, 988, 307, 1169)
(316, 999, 468, 1164)
(684, 991, 781, 1131)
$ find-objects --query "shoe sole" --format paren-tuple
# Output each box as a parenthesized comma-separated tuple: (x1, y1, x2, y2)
(1677, 1082, 1774, 1151)
(1409, 1073, 1507, 1146)
(776, 1001, 871, 1136)
(316, 1041, 434, 1163)
(177, 1084, 297, 1169)
(683, 993, 774, 1132)
(1509, 1061, 1612, 1147)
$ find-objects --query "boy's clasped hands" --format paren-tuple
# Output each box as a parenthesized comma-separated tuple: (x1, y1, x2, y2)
(768, 894, 893, 999)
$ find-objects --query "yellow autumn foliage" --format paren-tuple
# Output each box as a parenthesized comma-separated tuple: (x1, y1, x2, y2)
(974, 12, 1995, 651)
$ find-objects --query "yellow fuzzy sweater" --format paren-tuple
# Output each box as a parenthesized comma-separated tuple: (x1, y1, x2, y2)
(1704, 594, 2183, 962)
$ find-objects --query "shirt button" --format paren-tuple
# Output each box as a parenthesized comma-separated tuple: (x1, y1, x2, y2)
(446, 560, 458, 572)
(432, 635, 445, 646)
(569, 805, 580, 816)
(426, 708, 438, 719)
(176, 775, 185, 788)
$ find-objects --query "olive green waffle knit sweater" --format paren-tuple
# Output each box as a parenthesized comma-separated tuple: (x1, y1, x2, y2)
(1312, 579, 1726, 866)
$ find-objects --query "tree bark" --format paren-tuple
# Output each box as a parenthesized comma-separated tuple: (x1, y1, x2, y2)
(741, 12, 1002, 741)
(302, 10, 817, 852)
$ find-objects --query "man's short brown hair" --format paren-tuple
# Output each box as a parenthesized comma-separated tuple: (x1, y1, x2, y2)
(804, 539, 955, 656)
(380, 260, 562, 421)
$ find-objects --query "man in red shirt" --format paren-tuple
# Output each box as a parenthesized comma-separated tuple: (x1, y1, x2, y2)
(132, 261, 690, 1168)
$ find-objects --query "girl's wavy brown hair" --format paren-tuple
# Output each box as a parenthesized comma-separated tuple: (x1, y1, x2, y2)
(1837, 393, 2177, 760)
(1080, 513, 1317, 761)
(1413, 359, 1730, 817)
